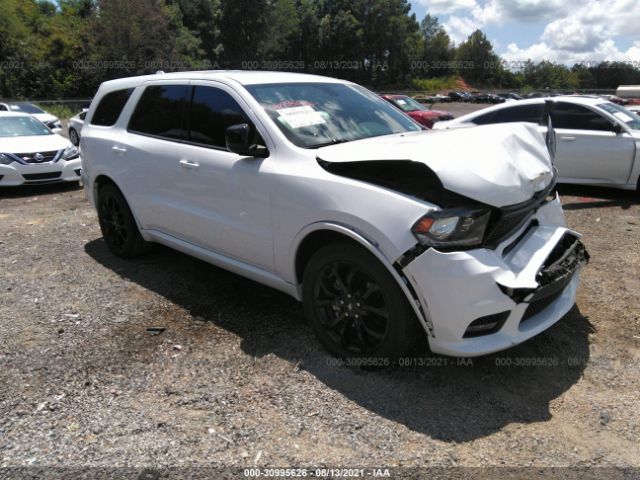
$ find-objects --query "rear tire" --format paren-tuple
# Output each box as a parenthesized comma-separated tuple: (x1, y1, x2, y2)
(302, 242, 418, 362)
(68, 128, 80, 146)
(97, 184, 150, 258)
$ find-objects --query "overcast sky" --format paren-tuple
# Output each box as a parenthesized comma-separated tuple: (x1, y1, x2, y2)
(411, 0, 640, 66)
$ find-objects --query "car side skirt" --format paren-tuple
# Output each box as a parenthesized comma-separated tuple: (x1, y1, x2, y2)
(145, 229, 301, 300)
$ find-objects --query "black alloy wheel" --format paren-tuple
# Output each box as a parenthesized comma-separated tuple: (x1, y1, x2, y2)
(97, 184, 150, 258)
(303, 243, 419, 360)
(313, 260, 390, 353)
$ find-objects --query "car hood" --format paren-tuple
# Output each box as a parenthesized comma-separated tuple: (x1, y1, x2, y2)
(0, 134, 71, 153)
(32, 113, 59, 124)
(316, 123, 553, 207)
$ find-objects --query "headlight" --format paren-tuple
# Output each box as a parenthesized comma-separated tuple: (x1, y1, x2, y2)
(0, 153, 15, 165)
(411, 208, 491, 248)
(62, 145, 79, 160)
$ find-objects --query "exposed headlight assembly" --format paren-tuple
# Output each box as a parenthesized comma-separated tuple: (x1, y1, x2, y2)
(62, 145, 79, 160)
(411, 208, 491, 248)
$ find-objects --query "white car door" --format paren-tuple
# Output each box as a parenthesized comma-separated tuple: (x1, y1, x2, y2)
(169, 82, 274, 270)
(119, 82, 190, 234)
(551, 102, 636, 185)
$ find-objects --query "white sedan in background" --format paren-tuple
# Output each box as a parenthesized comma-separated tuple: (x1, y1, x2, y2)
(0, 102, 63, 132)
(67, 108, 87, 146)
(435, 96, 640, 191)
(0, 112, 81, 186)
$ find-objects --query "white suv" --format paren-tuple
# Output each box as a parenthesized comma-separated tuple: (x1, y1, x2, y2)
(81, 71, 589, 359)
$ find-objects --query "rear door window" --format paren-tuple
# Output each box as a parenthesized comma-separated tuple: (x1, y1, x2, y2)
(491, 104, 543, 124)
(128, 85, 189, 140)
(188, 86, 250, 148)
(551, 103, 612, 131)
(91, 88, 134, 126)
(472, 111, 496, 125)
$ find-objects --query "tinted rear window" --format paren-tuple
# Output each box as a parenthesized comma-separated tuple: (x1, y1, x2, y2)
(91, 88, 133, 126)
(189, 86, 249, 148)
(473, 104, 543, 125)
(128, 85, 189, 139)
(472, 111, 496, 125)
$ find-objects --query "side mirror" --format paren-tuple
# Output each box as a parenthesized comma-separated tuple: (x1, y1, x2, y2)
(612, 123, 625, 134)
(226, 123, 269, 158)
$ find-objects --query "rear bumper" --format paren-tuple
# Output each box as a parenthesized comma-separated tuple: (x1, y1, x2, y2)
(402, 198, 588, 357)
(0, 159, 82, 186)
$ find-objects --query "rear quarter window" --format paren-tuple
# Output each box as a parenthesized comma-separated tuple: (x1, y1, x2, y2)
(90, 88, 134, 126)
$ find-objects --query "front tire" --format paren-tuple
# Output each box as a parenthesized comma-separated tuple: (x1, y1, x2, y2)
(97, 184, 150, 258)
(302, 243, 418, 361)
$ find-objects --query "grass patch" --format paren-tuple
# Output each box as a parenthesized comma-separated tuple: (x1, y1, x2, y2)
(411, 76, 462, 93)
(36, 103, 77, 121)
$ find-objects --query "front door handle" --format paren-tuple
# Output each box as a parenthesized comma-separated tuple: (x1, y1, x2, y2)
(111, 145, 127, 154)
(559, 136, 576, 142)
(179, 159, 200, 169)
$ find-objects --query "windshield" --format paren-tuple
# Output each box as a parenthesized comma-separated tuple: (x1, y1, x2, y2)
(0, 116, 52, 137)
(10, 103, 45, 114)
(598, 102, 640, 130)
(390, 96, 426, 113)
(245, 83, 422, 148)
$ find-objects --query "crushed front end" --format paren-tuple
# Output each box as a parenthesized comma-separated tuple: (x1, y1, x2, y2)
(400, 192, 589, 357)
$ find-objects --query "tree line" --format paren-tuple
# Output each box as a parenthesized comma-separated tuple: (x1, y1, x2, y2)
(1, 0, 640, 99)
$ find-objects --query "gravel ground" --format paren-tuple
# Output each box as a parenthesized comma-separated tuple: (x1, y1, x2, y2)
(0, 149, 639, 475)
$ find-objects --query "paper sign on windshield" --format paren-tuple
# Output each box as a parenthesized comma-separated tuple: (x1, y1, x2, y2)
(276, 106, 326, 129)
(613, 112, 633, 123)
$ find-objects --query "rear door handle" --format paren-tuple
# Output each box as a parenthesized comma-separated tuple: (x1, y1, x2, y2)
(111, 145, 127, 154)
(179, 159, 200, 169)
(559, 136, 576, 142)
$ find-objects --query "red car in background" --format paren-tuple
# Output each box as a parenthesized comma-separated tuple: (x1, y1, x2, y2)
(380, 94, 454, 129)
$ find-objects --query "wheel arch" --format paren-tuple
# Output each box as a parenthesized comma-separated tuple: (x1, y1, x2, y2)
(93, 174, 148, 238)
(93, 174, 120, 204)
(292, 223, 430, 333)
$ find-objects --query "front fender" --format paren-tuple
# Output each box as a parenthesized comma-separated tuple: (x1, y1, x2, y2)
(290, 222, 432, 335)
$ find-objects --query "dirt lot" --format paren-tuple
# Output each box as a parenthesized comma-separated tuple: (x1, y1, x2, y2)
(1, 164, 639, 474)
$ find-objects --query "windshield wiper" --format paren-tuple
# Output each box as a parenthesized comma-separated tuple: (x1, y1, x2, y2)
(307, 138, 351, 149)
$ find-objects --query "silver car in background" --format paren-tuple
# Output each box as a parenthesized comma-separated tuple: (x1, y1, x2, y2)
(435, 96, 640, 191)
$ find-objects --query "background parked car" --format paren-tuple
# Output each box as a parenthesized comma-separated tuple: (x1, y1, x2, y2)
(428, 93, 451, 103)
(0, 102, 62, 132)
(497, 92, 523, 101)
(448, 91, 475, 102)
(68, 108, 88, 146)
(598, 94, 628, 105)
(434, 96, 640, 191)
(475, 93, 505, 104)
(414, 93, 451, 104)
(0, 112, 81, 186)
(380, 94, 454, 128)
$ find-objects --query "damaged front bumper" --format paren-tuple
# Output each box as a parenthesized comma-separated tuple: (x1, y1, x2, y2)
(401, 198, 589, 357)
